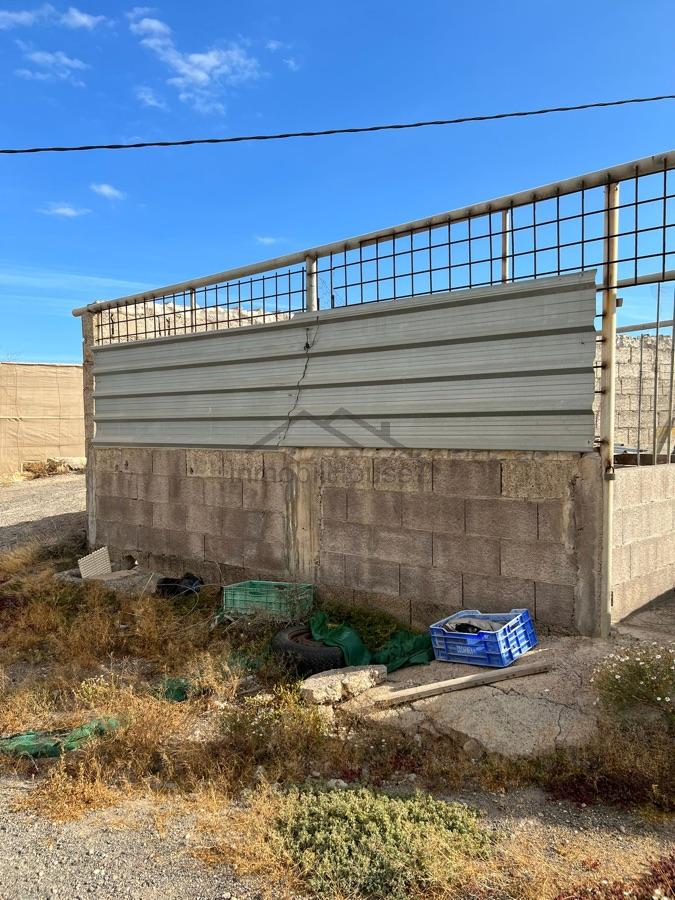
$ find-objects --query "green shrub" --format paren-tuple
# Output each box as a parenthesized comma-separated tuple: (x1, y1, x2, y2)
(593, 643, 674, 728)
(276, 787, 490, 900)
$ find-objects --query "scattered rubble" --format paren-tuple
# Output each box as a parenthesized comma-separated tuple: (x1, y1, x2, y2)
(300, 665, 387, 704)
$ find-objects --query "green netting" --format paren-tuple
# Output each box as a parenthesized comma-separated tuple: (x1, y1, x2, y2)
(0, 717, 119, 758)
(309, 611, 433, 673)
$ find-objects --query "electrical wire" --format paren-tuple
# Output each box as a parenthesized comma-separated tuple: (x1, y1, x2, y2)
(1, 93, 674, 155)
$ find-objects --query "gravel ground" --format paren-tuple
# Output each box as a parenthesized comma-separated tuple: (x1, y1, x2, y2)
(0, 776, 671, 900)
(0, 779, 257, 900)
(0, 474, 86, 552)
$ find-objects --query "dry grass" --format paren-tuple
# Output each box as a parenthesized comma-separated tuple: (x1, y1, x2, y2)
(0, 541, 673, 899)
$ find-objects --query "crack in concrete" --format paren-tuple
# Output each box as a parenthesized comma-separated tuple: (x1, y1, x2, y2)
(276, 318, 319, 447)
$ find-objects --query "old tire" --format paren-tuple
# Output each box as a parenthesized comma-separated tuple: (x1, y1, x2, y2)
(271, 624, 344, 675)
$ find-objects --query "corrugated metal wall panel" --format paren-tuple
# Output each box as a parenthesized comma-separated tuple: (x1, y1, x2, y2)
(92, 273, 597, 452)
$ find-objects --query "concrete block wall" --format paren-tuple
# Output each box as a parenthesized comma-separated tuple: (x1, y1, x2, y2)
(91, 445, 602, 635)
(594, 335, 674, 451)
(612, 465, 675, 620)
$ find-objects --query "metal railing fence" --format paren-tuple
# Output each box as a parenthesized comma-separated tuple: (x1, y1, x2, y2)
(74, 149, 675, 347)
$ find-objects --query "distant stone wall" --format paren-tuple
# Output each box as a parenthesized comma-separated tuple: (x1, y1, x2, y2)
(91, 446, 603, 635)
(612, 465, 675, 621)
(0, 362, 84, 475)
(594, 335, 675, 452)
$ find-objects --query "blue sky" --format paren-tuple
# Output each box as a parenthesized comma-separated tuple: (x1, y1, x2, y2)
(1, 0, 674, 362)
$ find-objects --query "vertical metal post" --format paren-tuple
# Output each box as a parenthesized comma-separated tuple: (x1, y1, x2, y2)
(305, 255, 318, 312)
(189, 287, 197, 332)
(667, 289, 675, 462)
(652, 284, 661, 463)
(81, 312, 97, 549)
(500, 209, 511, 282)
(636, 336, 644, 466)
(599, 181, 619, 638)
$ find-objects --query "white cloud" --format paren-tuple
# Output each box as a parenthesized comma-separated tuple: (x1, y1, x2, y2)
(59, 7, 108, 29)
(15, 42, 88, 84)
(129, 13, 260, 115)
(134, 84, 166, 109)
(126, 6, 155, 19)
(283, 56, 299, 72)
(0, 4, 53, 30)
(255, 235, 282, 246)
(39, 202, 90, 217)
(90, 182, 125, 200)
(265, 39, 283, 51)
(0, 4, 108, 31)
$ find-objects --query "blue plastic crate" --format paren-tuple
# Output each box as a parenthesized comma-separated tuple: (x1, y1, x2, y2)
(429, 608, 537, 668)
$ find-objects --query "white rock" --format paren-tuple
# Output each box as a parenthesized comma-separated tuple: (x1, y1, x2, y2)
(300, 665, 387, 705)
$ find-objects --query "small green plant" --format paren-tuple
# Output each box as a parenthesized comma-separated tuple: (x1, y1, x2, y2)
(275, 787, 490, 900)
(219, 687, 330, 784)
(316, 599, 411, 651)
(593, 643, 675, 728)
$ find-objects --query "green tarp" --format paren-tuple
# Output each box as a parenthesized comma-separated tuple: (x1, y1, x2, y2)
(0, 717, 118, 758)
(309, 612, 433, 673)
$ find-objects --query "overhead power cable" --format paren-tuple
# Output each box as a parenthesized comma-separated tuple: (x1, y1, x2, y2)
(1, 94, 674, 155)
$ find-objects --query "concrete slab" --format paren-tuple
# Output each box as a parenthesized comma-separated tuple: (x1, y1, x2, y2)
(346, 636, 611, 758)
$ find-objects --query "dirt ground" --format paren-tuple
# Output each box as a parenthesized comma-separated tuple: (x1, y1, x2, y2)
(0, 474, 86, 552)
(0, 775, 671, 900)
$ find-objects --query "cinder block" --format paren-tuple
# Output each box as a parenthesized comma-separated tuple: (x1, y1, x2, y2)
(371, 528, 432, 567)
(318, 551, 345, 586)
(164, 529, 204, 560)
(223, 450, 264, 481)
(537, 500, 565, 543)
(97, 496, 153, 527)
(263, 451, 290, 482)
(205, 534, 245, 568)
(612, 544, 631, 584)
(95, 471, 137, 499)
(96, 520, 138, 551)
(172, 476, 206, 507)
(243, 540, 287, 573)
(657, 532, 675, 568)
(614, 468, 642, 510)
(187, 449, 223, 478)
(432, 459, 500, 497)
(535, 582, 574, 627)
(466, 498, 537, 541)
(501, 540, 576, 585)
(322, 455, 373, 489)
(347, 490, 402, 527)
(345, 556, 400, 595)
(261, 512, 285, 543)
(136, 474, 170, 504)
(322, 487, 347, 522)
(243, 479, 286, 512)
(400, 565, 462, 606)
(622, 501, 673, 543)
(222, 508, 266, 542)
(501, 459, 577, 500)
(95, 448, 121, 473)
(203, 478, 243, 509)
(463, 573, 534, 609)
(187, 505, 223, 535)
(152, 448, 186, 477)
(433, 534, 500, 575)
(119, 448, 153, 475)
(373, 456, 431, 493)
(153, 502, 187, 532)
(630, 538, 659, 579)
(401, 493, 464, 534)
(321, 521, 372, 556)
(138, 526, 204, 560)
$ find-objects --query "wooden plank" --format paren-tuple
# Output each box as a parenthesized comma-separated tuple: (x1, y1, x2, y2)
(373, 661, 551, 708)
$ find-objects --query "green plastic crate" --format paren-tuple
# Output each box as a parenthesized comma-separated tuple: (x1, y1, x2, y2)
(221, 580, 313, 620)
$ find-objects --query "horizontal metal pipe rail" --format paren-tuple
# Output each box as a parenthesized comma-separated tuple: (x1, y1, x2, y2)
(73, 149, 675, 319)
